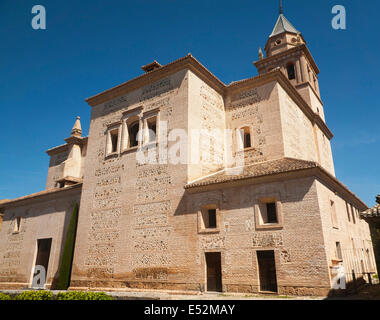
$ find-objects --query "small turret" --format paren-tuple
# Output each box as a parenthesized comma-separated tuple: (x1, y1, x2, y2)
(46, 116, 87, 189)
(258, 48, 264, 60)
(71, 116, 82, 137)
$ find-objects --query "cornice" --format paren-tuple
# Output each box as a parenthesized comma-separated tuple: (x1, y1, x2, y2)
(314, 167, 367, 210)
(85, 54, 226, 107)
(46, 137, 88, 156)
(64, 135, 87, 145)
(46, 143, 70, 156)
(85, 54, 332, 140)
(295, 81, 324, 107)
(254, 44, 320, 75)
(273, 70, 333, 139)
(227, 70, 332, 140)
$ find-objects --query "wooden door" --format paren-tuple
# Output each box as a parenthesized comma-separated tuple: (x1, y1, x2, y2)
(206, 252, 222, 292)
(257, 250, 278, 293)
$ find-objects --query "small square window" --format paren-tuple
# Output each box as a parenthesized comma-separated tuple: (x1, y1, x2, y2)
(198, 205, 219, 233)
(255, 196, 283, 230)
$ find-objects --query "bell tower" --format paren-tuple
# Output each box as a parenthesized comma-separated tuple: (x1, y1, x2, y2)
(254, 2, 324, 117)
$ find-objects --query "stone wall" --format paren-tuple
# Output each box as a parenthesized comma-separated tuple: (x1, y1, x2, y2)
(0, 187, 81, 289)
(187, 71, 225, 181)
(315, 181, 377, 282)
(70, 70, 196, 290)
(185, 176, 332, 295)
(225, 82, 285, 167)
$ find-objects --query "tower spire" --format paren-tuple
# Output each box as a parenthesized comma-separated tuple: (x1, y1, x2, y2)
(279, 0, 283, 15)
(71, 116, 82, 137)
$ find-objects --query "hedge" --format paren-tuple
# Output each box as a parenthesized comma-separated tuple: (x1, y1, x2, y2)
(0, 291, 113, 300)
(15, 290, 53, 300)
(56, 291, 114, 300)
(0, 293, 11, 300)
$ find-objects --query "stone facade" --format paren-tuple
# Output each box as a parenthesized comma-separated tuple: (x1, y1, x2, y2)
(0, 13, 376, 296)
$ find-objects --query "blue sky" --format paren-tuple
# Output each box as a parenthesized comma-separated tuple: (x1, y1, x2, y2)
(0, 0, 379, 207)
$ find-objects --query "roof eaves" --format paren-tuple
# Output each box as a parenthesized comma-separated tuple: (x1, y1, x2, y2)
(0, 183, 82, 207)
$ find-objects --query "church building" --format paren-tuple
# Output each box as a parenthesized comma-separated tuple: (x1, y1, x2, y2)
(0, 11, 377, 296)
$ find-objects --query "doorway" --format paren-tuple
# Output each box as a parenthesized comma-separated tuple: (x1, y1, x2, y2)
(32, 238, 52, 288)
(205, 252, 222, 292)
(257, 250, 278, 293)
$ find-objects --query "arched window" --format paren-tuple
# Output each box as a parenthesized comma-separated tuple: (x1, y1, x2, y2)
(128, 121, 140, 148)
(286, 63, 296, 80)
(238, 126, 251, 149)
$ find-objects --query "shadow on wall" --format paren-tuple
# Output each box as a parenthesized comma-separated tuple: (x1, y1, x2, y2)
(174, 177, 314, 217)
(370, 222, 380, 275)
(325, 276, 370, 300)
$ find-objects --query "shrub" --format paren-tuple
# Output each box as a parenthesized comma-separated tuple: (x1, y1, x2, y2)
(0, 293, 12, 300)
(15, 290, 53, 300)
(56, 291, 113, 300)
(374, 274, 378, 279)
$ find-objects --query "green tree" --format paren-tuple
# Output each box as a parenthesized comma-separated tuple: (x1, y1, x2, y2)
(56, 203, 79, 290)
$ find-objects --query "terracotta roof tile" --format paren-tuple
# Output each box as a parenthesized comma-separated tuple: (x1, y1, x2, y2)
(185, 157, 317, 189)
(0, 183, 82, 206)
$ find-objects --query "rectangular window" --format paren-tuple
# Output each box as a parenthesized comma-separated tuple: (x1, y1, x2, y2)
(110, 130, 118, 153)
(106, 126, 120, 156)
(330, 200, 338, 229)
(266, 203, 278, 224)
(336, 242, 343, 260)
(14, 217, 21, 233)
(350, 204, 356, 224)
(207, 209, 217, 229)
(198, 205, 219, 233)
(242, 127, 251, 149)
(128, 121, 140, 148)
(255, 197, 283, 230)
(244, 132, 251, 149)
(346, 202, 351, 222)
(147, 116, 157, 143)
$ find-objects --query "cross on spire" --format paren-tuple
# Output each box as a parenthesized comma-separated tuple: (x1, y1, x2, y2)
(279, 0, 283, 14)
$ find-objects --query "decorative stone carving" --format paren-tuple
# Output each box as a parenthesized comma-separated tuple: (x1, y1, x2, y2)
(252, 233, 283, 247)
(140, 78, 173, 101)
